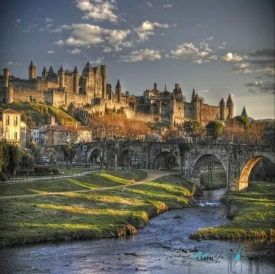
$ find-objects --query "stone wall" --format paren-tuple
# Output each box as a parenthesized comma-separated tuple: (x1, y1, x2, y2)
(10, 79, 37, 89)
(37, 80, 59, 91)
(12, 88, 45, 103)
(200, 104, 220, 124)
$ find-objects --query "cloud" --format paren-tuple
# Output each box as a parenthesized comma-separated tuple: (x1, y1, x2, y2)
(7, 61, 13, 65)
(45, 17, 53, 22)
(57, 23, 131, 52)
(249, 48, 275, 58)
(199, 89, 210, 93)
(54, 40, 65, 47)
(118, 49, 161, 62)
(245, 81, 275, 94)
(135, 20, 170, 42)
(145, 1, 152, 7)
(76, 0, 119, 23)
(163, 4, 172, 8)
(90, 57, 104, 64)
(166, 42, 214, 63)
(67, 48, 82, 54)
(47, 51, 55, 54)
(221, 52, 244, 62)
(16, 19, 21, 23)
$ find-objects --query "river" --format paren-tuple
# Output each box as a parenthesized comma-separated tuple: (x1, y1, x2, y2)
(0, 189, 274, 274)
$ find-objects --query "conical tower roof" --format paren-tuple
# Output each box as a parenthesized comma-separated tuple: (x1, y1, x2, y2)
(192, 89, 196, 101)
(116, 79, 121, 89)
(164, 83, 167, 92)
(73, 65, 79, 73)
(42, 66, 48, 74)
(226, 94, 234, 104)
(48, 66, 56, 75)
(241, 106, 248, 117)
(29, 60, 36, 68)
(58, 65, 64, 73)
(82, 62, 93, 73)
(219, 98, 225, 105)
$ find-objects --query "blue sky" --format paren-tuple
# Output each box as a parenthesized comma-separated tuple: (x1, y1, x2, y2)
(1, 0, 274, 119)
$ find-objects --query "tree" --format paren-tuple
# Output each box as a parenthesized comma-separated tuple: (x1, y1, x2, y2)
(183, 120, 202, 137)
(206, 120, 224, 140)
(61, 137, 77, 169)
(234, 116, 250, 130)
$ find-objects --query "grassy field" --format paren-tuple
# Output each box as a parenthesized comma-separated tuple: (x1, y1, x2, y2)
(0, 170, 148, 196)
(0, 171, 195, 247)
(189, 181, 275, 240)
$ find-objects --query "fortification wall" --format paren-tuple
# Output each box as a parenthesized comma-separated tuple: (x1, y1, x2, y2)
(134, 112, 161, 123)
(37, 80, 59, 91)
(10, 80, 37, 89)
(173, 101, 185, 125)
(184, 102, 194, 119)
(12, 88, 45, 103)
(200, 104, 220, 124)
(66, 92, 91, 108)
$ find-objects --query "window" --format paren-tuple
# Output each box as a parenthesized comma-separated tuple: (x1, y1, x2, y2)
(14, 116, 18, 126)
(5, 115, 9, 125)
(14, 132, 18, 139)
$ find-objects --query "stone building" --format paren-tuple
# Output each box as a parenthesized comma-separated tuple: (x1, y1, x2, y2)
(0, 61, 238, 127)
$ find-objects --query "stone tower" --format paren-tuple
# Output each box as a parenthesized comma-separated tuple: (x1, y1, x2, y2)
(42, 66, 48, 81)
(29, 61, 37, 80)
(73, 66, 79, 93)
(191, 89, 196, 102)
(226, 94, 234, 119)
(241, 106, 248, 117)
(116, 79, 122, 103)
(154, 83, 157, 92)
(100, 65, 107, 99)
(3, 68, 10, 88)
(58, 66, 65, 88)
(219, 98, 225, 121)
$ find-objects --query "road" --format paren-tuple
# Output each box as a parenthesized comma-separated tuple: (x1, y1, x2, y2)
(0, 170, 180, 200)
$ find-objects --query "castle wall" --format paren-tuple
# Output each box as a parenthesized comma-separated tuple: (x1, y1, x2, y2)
(10, 79, 38, 89)
(66, 92, 91, 108)
(200, 104, 220, 124)
(184, 102, 193, 119)
(12, 88, 45, 103)
(37, 80, 59, 91)
(64, 74, 73, 92)
(173, 101, 185, 125)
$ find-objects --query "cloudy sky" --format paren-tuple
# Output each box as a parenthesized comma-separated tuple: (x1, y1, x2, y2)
(0, 0, 274, 119)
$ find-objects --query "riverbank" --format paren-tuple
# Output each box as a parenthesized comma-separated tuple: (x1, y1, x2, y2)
(189, 181, 275, 240)
(0, 171, 197, 247)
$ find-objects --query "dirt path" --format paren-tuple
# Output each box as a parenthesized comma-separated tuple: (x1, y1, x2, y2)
(0, 170, 179, 200)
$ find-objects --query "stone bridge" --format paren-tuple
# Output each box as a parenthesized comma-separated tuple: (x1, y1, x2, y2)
(84, 141, 275, 191)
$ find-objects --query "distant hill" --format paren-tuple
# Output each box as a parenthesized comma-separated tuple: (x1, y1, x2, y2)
(0, 102, 81, 128)
(248, 117, 275, 123)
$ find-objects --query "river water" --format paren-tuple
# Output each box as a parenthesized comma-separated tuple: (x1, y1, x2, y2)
(0, 189, 274, 274)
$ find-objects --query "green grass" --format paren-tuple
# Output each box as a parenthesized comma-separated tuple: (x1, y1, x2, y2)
(189, 181, 275, 240)
(0, 172, 195, 247)
(0, 170, 148, 196)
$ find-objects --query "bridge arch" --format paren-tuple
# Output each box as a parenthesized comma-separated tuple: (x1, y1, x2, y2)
(86, 146, 101, 163)
(238, 154, 275, 190)
(152, 151, 179, 170)
(191, 153, 227, 189)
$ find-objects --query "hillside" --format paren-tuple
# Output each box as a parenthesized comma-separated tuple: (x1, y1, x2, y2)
(0, 102, 82, 127)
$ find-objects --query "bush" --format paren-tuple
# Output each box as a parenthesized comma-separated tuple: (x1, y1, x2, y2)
(52, 169, 59, 175)
(34, 167, 51, 176)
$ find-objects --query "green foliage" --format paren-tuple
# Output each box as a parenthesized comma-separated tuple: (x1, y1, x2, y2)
(28, 141, 40, 160)
(19, 151, 34, 171)
(206, 120, 224, 140)
(183, 120, 202, 136)
(1, 142, 20, 176)
(234, 115, 251, 130)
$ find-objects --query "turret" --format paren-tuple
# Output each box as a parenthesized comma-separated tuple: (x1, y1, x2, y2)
(58, 65, 65, 88)
(226, 94, 234, 119)
(100, 65, 107, 99)
(241, 106, 248, 117)
(164, 84, 167, 92)
(29, 60, 37, 80)
(219, 98, 225, 121)
(42, 66, 48, 81)
(191, 89, 196, 102)
(3, 68, 10, 88)
(154, 82, 157, 92)
(116, 79, 122, 103)
(73, 66, 79, 93)
(107, 83, 112, 100)
(82, 62, 94, 78)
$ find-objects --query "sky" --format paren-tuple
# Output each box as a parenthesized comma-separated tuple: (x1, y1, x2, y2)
(0, 0, 274, 120)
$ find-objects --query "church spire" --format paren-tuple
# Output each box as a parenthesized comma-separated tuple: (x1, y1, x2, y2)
(241, 106, 248, 117)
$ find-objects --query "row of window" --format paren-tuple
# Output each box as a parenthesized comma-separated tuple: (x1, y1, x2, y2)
(5, 115, 19, 126)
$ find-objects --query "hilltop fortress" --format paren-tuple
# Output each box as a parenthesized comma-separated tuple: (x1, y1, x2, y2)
(0, 61, 235, 126)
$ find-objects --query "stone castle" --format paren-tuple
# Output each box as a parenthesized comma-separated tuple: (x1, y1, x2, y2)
(0, 61, 235, 126)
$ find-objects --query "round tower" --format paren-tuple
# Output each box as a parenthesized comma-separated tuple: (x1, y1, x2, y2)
(42, 66, 48, 81)
(29, 61, 37, 80)
(219, 98, 225, 121)
(58, 66, 65, 88)
(73, 66, 79, 93)
(3, 68, 10, 88)
(226, 94, 234, 119)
